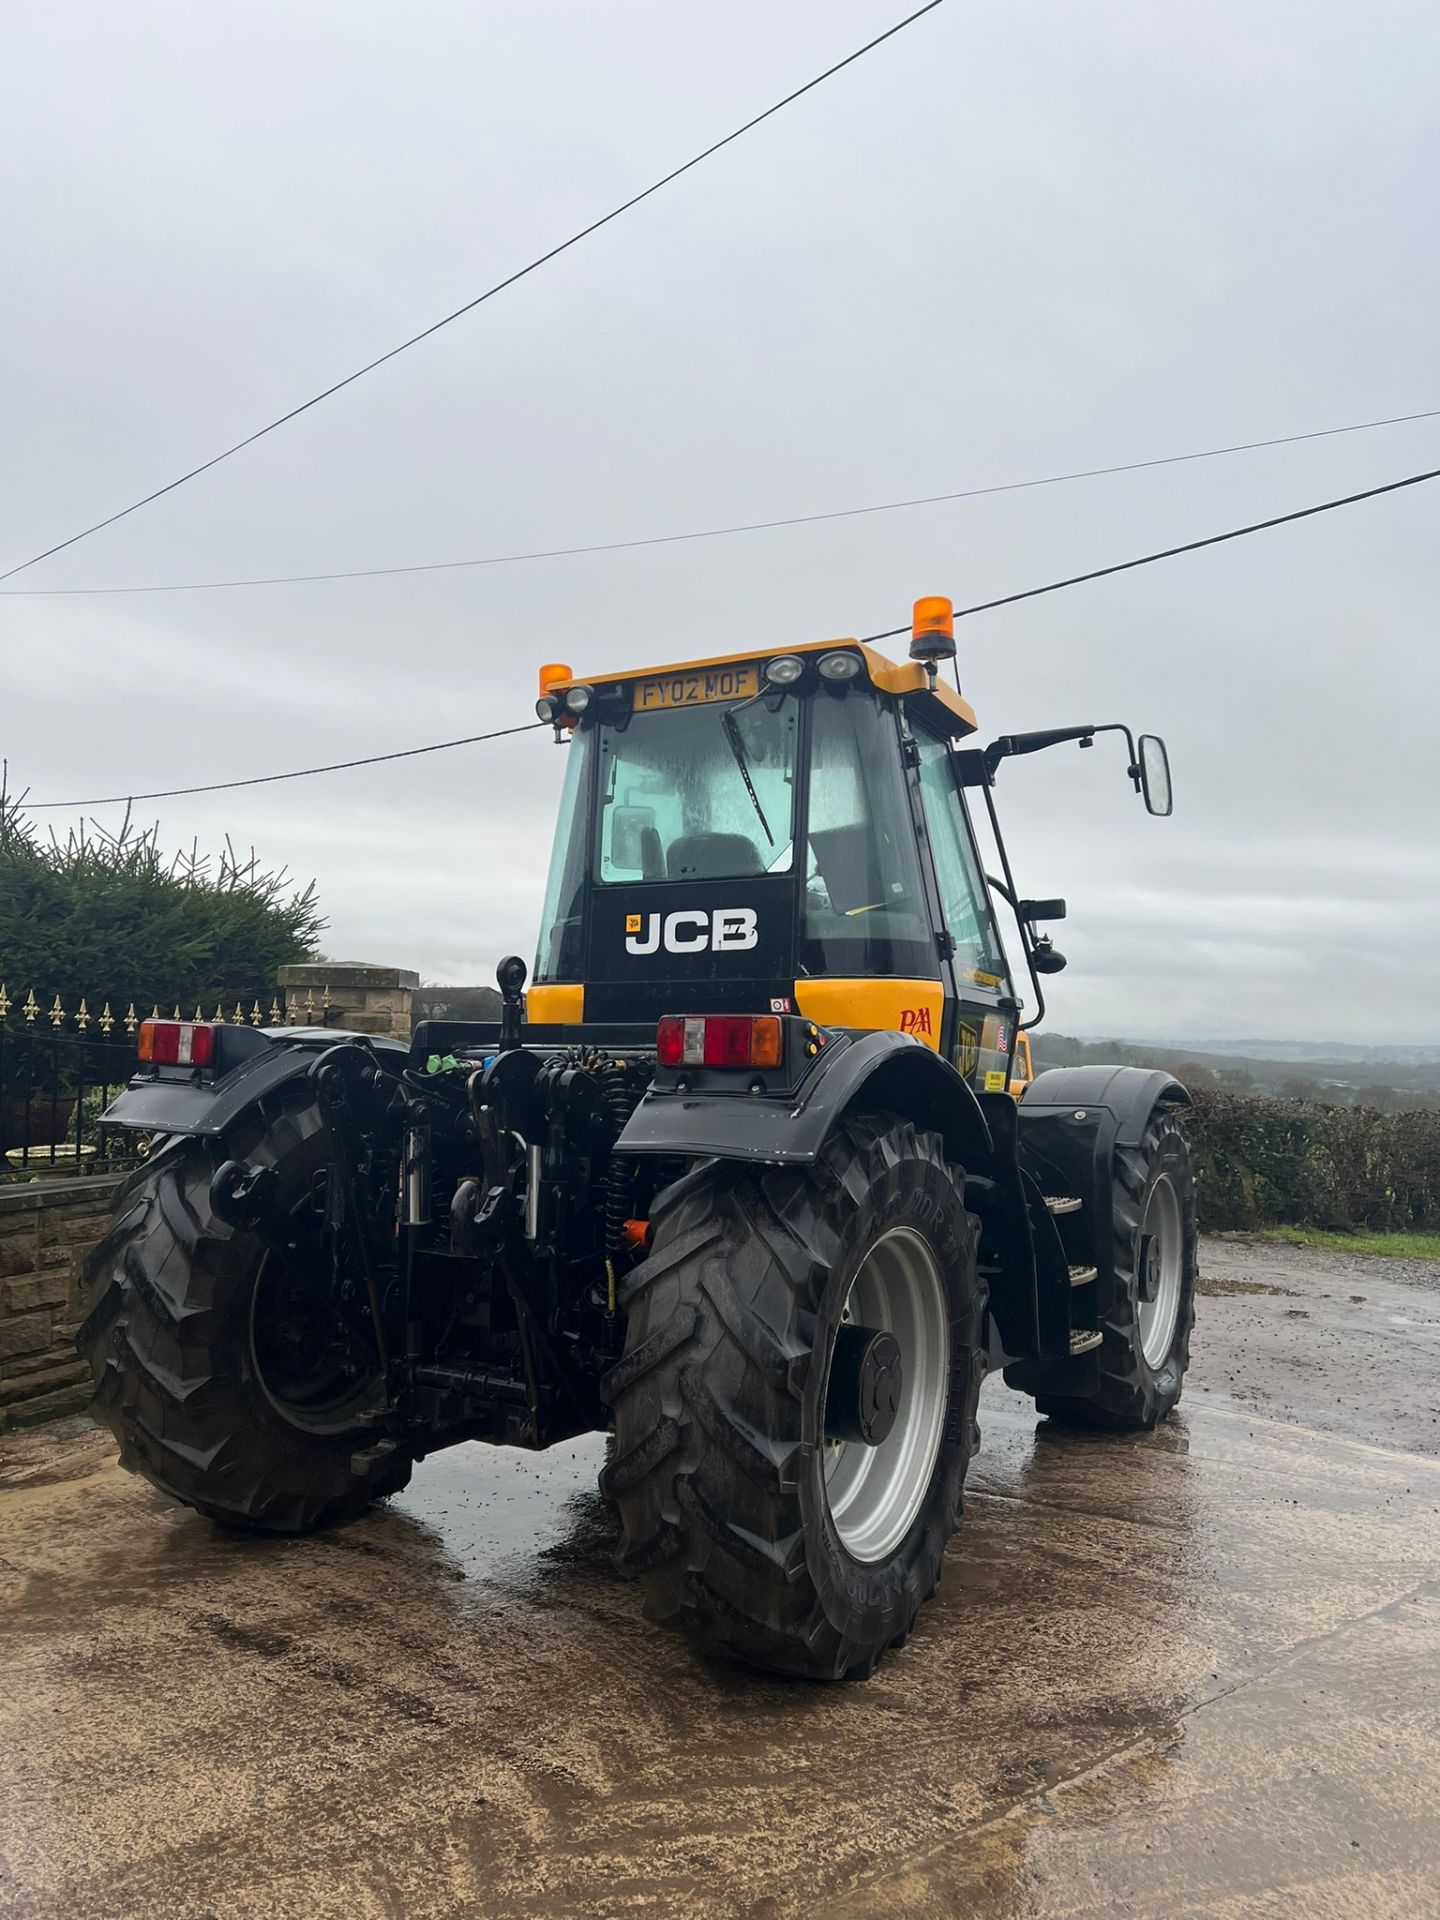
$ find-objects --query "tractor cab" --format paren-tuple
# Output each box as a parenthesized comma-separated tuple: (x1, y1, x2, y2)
(531, 622, 1024, 1095)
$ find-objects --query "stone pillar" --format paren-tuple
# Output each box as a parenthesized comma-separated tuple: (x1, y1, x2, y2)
(277, 963, 418, 1039)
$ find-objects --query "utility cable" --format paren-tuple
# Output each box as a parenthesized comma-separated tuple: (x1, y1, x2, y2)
(0, 0, 946, 586)
(862, 463, 1440, 640)
(3, 403, 1437, 597)
(24, 722, 545, 810)
(24, 459, 1440, 812)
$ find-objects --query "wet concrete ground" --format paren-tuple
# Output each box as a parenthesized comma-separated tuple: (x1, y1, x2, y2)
(2, 1235, 1438, 1919)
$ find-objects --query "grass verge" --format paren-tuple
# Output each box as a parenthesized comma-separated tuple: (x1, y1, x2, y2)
(1253, 1227, 1440, 1263)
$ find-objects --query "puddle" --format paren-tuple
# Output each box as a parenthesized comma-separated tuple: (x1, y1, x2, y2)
(391, 1432, 613, 1592)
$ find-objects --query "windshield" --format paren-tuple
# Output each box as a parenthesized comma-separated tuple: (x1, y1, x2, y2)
(595, 700, 798, 884)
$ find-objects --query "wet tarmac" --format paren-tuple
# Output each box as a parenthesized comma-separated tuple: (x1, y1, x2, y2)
(2, 1236, 1438, 1919)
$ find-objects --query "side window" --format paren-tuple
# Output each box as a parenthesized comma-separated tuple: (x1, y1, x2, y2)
(800, 695, 935, 979)
(534, 726, 594, 981)
(913, 733, 1010, 991)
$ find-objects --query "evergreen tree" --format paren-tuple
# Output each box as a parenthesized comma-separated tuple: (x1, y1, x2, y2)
(0, 781, 322, 1014)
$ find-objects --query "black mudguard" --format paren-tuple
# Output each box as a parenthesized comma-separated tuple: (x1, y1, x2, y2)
(1015, 1065, 1190, 1314)
(617, 1029, 994, 1169)
(99, 1027, 407, 1138)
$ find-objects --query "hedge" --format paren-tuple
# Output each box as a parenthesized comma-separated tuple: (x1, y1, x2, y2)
(0, 793, 321, 1015)
(1184, 1089, 1440, 1234)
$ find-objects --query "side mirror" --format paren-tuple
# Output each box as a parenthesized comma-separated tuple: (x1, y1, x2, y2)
(610, 805, 656, 871)
(1016, 897, 1066, 923)
(1138, 735, 1172, 816)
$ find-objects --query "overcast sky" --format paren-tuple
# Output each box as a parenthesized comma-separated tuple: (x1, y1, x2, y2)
(3, 0, 1437, 1045)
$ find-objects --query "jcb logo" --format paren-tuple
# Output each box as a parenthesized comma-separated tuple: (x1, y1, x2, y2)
(624, 908, 759, 956)
(957, 1020, 979, 1079)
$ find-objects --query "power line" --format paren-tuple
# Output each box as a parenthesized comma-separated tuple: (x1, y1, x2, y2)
(862, 463, 1440, 640)
(24, 722, 545, 810)
(25, 459, 1440, 813)
(4, 403, 1438, 598)
(0, 1, 947, 588)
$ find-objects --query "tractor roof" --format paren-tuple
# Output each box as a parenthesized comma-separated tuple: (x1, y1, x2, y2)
(546, 639, 978, 739)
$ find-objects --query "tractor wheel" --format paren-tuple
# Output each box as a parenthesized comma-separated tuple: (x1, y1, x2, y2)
(76, 1089, 410, 1533)
(1036, 1107, 1198, 1430)
(601, 1111, 985, 1680)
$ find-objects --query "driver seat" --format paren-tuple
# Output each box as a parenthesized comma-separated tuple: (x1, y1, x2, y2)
(666, 832, 762, 879)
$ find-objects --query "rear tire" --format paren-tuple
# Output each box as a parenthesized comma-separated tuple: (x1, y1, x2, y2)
(76, 1091, 410, 1533)
(1036, 1107, 1197, 1430)
(601, 1112, 985, 1680)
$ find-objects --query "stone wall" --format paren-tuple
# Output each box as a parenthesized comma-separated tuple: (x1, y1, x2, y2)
(0, 1174, 121, 1429)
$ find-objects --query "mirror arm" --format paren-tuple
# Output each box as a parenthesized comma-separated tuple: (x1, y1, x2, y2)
(985, 720, 1141, 791)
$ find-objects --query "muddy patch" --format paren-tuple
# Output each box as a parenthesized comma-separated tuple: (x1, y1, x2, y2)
(1197, 1274, 1298, 1298)
(0, 1416, 112, 1490)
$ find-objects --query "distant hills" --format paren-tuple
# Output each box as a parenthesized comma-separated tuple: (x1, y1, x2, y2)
(1128, 1037, 1440, 1067)
(1033, 1032, 1440, 1106)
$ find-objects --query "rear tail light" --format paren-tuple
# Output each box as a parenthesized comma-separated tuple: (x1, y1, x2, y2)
(656, 1015, 782, 1071)
(137, 1019, 216, 1068)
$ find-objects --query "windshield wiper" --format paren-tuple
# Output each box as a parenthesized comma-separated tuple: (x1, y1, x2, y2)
(722, 708, 774, 846)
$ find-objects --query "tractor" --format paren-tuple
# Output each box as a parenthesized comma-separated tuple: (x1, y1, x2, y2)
(79, 598, 1197, 1681)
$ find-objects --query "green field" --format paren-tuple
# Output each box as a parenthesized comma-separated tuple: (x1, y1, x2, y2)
(1254, 1227, 1440, 1263)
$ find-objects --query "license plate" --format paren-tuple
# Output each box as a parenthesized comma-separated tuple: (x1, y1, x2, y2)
(632, 664, 760, 712)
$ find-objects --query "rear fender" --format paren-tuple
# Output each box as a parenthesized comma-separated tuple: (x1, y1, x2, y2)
(617, 1030, 994, 1170)
(100, 1028, 407, 1138)
(1016, 1065, 1190, 1312)
(619, 1033, 1052, 1359)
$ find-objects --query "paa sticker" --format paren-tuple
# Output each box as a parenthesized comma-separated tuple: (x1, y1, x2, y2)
(625, 913, 643, 933)
(984, 1069, 1007, 1092)
(899, 1006, 933, 1037)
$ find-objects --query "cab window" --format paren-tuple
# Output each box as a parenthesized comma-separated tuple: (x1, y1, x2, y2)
(913, 732, 1010, 991)
(534, 725, 594, 982)
(595, 701, 798, 884)
(800, 695, 934, 979)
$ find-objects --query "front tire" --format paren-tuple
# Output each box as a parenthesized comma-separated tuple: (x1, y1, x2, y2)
(77, 1091, 411, 1533)
(601, 1112, 985, 1680)
(1037, 1107, 1197, 1430)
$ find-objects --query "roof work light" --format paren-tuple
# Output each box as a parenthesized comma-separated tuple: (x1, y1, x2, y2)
(909, 595, 956, 666)
(536, 661, 576, 730)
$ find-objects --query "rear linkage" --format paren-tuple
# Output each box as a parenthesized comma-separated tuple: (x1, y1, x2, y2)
(208, 960, 651, 1451)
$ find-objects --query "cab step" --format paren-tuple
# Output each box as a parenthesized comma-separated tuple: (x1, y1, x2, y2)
(1045, 1195, 1083, 1214)
(1067, 1264, 1098, 1288)
(1068, 1329, 1103, 1355)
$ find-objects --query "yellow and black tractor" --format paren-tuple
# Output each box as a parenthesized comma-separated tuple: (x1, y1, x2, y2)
(79, 599, 1197, 1680)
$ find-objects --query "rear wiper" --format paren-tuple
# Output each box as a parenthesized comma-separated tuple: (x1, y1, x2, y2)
(722, 707, 774, 846)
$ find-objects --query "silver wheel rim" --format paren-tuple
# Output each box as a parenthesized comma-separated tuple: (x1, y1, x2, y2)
(1137, 1175, 1183, 1369)
(823, 1227, 950, 1564)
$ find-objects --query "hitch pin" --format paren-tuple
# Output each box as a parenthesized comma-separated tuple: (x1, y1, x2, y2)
(524, 1142, 543, 1243)
(404, 1121, 430, 1227)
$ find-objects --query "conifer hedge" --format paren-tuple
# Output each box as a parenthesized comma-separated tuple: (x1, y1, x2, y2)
(0, 790, 322, 1014)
